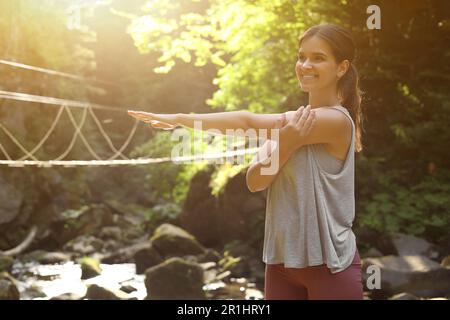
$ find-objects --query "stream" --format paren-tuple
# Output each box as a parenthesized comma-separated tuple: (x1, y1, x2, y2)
(10, 260, 264, 300)
(12, 260, 146, 300)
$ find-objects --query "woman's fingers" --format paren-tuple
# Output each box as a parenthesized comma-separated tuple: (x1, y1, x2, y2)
(150, 120, 176, 130)
(303, 109, 316, 135)
(128, 110, 155, 122)
(296, 105, 311, 129)
(291, 106, 304, 124)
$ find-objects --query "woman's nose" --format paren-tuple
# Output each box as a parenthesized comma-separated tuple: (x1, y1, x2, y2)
(301, 59, 313, 69)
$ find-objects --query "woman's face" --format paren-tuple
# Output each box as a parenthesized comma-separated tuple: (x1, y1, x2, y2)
(295, 35, 347, 93)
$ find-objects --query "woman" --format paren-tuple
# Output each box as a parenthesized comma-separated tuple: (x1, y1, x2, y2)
(128, 23, 364, 300)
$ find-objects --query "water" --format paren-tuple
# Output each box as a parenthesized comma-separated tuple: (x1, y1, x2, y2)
(12, 261, 147, 300)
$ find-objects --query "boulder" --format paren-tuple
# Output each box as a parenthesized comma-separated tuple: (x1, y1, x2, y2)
(120, 285, 137, 294)
(180, 170, 267, 248)
(180, 168, 221, 247)
(0, 255, 14, 273)
(80, 257, 102, 279)
(21, 250, 70, 264)
(101, 241, 152, 264)
(63, 235, 105, 257)
(362, 247, 383, 258)
(150, 224, 205, 258)
(145, 257, 205, 300)
(362, 255, 450, 298)
(133, 244, 163, 274)
(0, 280, 20, 300)
(389, 292, 419, 300)
(217, 173, 266, 241)
(98, 226, 122, 241)
(84, 284, 121, 300)
(197, 249, 222, 263)
(390, 233, 441, 260)
(357, 230, 444, 259)
(441, 255, 450, 268)
(0, 172, 23, 225)
(50, 292, 83, 300)
(0, 272, 20, 300)
(49, 204, 114, 247)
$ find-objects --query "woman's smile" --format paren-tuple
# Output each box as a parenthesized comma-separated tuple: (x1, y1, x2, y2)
(300, 74, 319, 82)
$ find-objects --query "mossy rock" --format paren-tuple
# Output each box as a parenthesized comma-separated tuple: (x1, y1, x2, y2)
(151, 224, 205, 258)
(0, 256, 14, 273)
(145, 257, 205, 300)
(80, 256, 102, 279)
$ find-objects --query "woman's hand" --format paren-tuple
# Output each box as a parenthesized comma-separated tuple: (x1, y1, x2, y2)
(127, 110, 179, 130)
(280, 105, 316, 150)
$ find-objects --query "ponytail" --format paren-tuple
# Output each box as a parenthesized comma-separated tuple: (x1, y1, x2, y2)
(339, 63, 364, 152)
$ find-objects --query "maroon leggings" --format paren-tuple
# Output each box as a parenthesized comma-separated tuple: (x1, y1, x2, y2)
(264, 250, 363, 300)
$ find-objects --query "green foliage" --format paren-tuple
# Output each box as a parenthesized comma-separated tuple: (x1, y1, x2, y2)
(130, 129, 209, 204)
(143, 203, 181, 232)
(359, 171, 450, 243)
(218, 250, 242, 272)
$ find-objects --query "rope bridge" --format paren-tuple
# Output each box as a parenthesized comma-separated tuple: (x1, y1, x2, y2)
(0, 60, 257, 167)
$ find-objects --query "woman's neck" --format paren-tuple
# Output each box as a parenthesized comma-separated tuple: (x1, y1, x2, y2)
(308, 86, 341, 109)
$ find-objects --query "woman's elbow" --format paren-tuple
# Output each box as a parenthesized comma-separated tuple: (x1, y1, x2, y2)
(246, 168, 266, 193)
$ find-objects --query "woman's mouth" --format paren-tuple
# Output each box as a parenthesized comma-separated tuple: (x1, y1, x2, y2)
(301, 74, 318, 81)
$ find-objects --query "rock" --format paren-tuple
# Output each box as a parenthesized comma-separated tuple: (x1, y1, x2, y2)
(101, 241, 154, 264)
(180, 168, 222, 247)
(0, 172, 23, 224)
(21, 250, 70, 264)
(362, 255, 450, 298)
(145, 257, 205, 300)
(85, 284, 120, 300)
(24, 284, 47, 299)
(390, 233, 441, 260)
(247, 258, 266, 284)
(362, 247, 383, 258)
(63, 235, 105, 256)
(50, 292, 83, 300)
(441, 255, 450, 268)
(133, 243, 163, 274)
(389, 292, 419, 300)
(86, 166, 155, 208)
(49, 204, 114, 247)
(197, 249, 222, 263)
(80, 257, 102, 279)
(98, 226, 122, 241)
(357, 231, 444, 259)
(0, 272, 20, 300)
(0, 255, 14, 273)
(120, 285, 137, 294)
(103, 239, 120, 252)
(150, 224, 205, 258)
(180, 170, 266, 248)
(217, 173, 266, 242)
(0, 280, 20, 300)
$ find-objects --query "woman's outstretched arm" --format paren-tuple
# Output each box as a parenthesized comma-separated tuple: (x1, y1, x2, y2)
(128, 109, 288, 139)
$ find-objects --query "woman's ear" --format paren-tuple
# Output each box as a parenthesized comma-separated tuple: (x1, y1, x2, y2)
(337, 60, 350, 78)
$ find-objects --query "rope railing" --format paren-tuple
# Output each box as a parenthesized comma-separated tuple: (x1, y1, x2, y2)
(0, 60, 259, 167)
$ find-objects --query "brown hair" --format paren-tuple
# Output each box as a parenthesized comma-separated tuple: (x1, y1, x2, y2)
(298, 23, 364, 152)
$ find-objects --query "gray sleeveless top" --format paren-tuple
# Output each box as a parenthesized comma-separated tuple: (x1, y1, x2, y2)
(262, 106, 356, 274)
